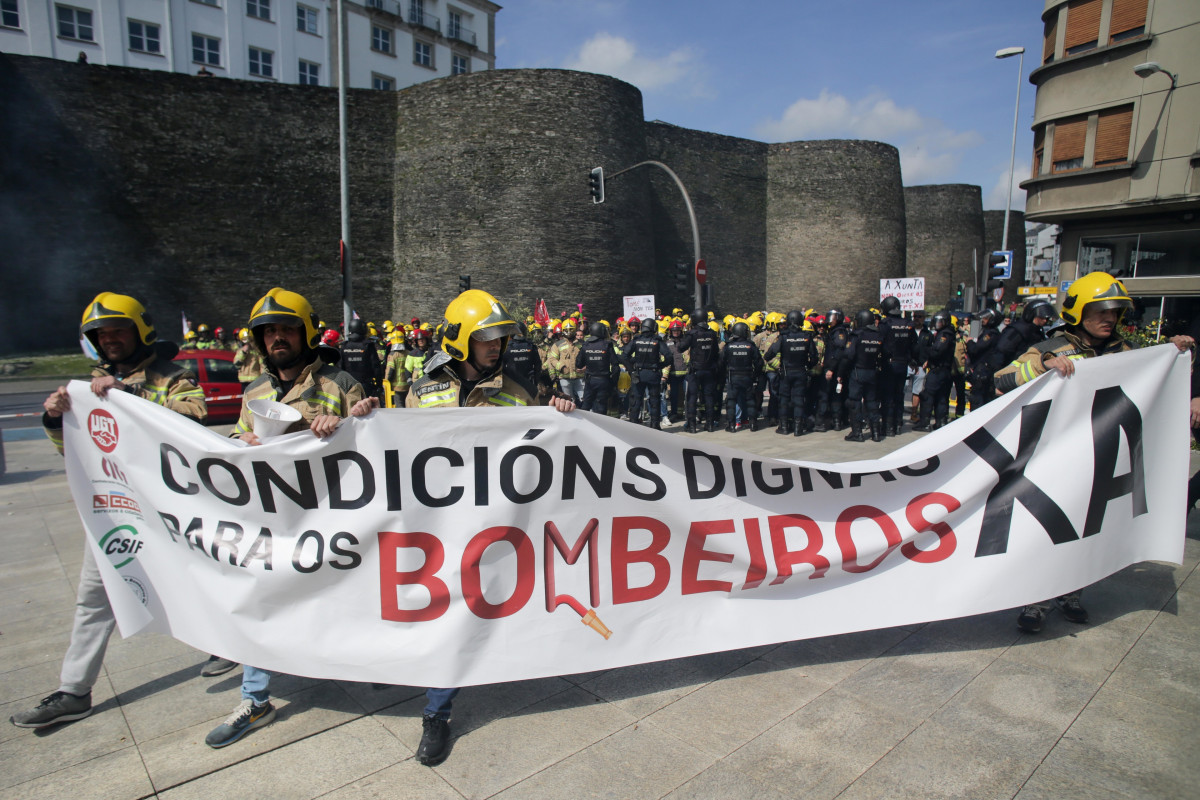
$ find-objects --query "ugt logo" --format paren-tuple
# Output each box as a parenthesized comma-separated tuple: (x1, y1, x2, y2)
(89, 410, 119, 453)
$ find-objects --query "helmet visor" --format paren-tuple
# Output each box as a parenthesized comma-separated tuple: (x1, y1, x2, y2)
(471, 321, 519, 342)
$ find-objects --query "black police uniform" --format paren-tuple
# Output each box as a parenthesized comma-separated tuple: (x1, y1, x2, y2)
(819, 323, 850, 430)
(766, 326, 818, 435)
(879, 314, 917, 434)
(621, 331, 670, 428)
(720, 334, 764, 432)
(916, 324, 957, 430)
(681, 325, 721, 432)
(576, 335, 621, 415)
(966, 321, 1002, 409)
(503, 335, 542, 401)
(340, 333, 382, 399)
(841, 323, 885, 441)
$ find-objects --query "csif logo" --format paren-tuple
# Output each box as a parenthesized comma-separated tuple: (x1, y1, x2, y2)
(89, 410, 119, 453)
(101, 457, 128, 484)
(99, 524, 144, 568)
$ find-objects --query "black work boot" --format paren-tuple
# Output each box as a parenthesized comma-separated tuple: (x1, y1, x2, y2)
(793, 418, 806, 437)
(871, 421, 884, 442)
(844, 426, 866, 442)
(750, 417, 760, 432)
(417, 715, 451, 766)
(684, 418, 697, 433)
(833, 414, 846, 431)
(814, 417, 829, 433)
(776, 417, 791, 435)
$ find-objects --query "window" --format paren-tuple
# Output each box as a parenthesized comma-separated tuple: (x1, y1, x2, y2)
(298, 59, 319, 85)
(192, 34, 221, 66)
(1051, 115, 1087, 172)
(1041, 10, 1058, 64)
(205, 358, 239, 383)
(1109, 0, 1147, 43)
(1093, 105, 1133, 167)
(371, 25, 392, 54)
(447, 10, 461, 39)
(296, 4, 318, 34)
(1032, 126, 1045, 177)
(128, 20, 161, 54)
(1062, 0, 1100, 56)
(249, 46, 273, 77)
(246, 0, 270, 20)
(1, 0, 20, 29)
(414, 39, 432, 67)
(372, 73, 394, 91)
(194, 0, 219, 6)
(409, 0, 424, 27)
(56, 5, 94, 41)
(452, 54, 468, 75)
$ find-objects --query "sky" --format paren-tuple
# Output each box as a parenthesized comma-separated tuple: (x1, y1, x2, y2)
(494, 0, 1046, 211)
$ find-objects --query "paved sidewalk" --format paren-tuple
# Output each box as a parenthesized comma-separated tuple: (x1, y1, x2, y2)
(2, 420, 1198, 800)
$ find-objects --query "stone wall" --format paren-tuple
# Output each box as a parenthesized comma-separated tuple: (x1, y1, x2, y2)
(1, 52, 963, 355)
(904, 184, 985, 308)
(767, 140, 906, 314)
(982, 209, 1027, 303)
(0, 54, 395, 352)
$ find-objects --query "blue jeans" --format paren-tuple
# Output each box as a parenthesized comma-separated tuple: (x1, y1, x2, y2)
(242, 665, 271, 705)
(424, 687, 459, 719)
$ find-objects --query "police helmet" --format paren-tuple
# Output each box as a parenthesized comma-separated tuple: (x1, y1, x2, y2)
(853, 309, 874, 330)
(880, 296, 902, 317)
(1022, 299, 1058, 324)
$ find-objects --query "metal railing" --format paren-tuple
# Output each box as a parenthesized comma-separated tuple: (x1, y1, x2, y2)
(447, 21, 476, 46)
(408, 4, 440, 33)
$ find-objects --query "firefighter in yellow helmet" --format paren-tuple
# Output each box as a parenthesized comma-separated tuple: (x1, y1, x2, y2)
(13, 294, 210, 732)
(347, 289, 574, 766)
(233, 326, 264, 384)
(208, 288, 366, 749)
(551, 317, 583, 402)
(996, 271, 1193, 635)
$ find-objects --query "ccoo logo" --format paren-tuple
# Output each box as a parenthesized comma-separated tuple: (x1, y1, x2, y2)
(89, 410, 119, 453)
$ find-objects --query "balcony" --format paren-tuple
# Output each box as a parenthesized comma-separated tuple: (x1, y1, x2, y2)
(364, 0, 402, 16)
(447, 21, 476, 47)
(408, 4, 440, 33)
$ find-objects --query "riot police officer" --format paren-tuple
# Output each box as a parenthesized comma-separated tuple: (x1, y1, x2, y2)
(818, 309, 850, 431)
(720, 321, 764, 432)
(340, 318, 383, 399)
(966, 309, 1002, 410)
(681, 309, 721, 433)
(915, 310, 956, 431)
(503, 323, 543, 400)
(622, 317, 670, 428)
(992, 299, 1056, 373)
(841, 309, 885, 442)
(577, 322, 621, 415)
(767, 310, 818, 436)
(878, 296, 917, 436)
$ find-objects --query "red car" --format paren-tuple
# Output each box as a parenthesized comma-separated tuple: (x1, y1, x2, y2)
(174, 348, 244, 424)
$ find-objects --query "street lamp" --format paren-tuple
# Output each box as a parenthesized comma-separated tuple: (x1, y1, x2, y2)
(995, 46, 1025, 256)
(1133, 61, 1176, 88)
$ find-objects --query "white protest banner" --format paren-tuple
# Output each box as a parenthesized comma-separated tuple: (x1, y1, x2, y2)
(61, 346, 1189, 688)
(623, 295, 655, 320)
(880, 277, 926, 311)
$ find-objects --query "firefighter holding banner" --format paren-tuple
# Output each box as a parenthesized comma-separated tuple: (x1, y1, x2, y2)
(11, 294, 210, 731)
(206, 288, 365, 749)
(348, 288, 575, 766)
(995, 272, 1193, 633)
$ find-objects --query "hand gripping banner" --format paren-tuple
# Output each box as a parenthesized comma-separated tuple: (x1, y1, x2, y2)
(60, 345, 1191, 687)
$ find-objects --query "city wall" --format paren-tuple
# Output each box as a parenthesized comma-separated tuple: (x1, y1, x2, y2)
(2, 53, 984, 354)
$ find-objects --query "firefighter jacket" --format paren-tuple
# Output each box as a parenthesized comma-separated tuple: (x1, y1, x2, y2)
(406, 352, 533, 408)
(404, 347, 430, 385)
(754, 330, 780, 372)
(993, 328, 1133, 394)
(550, 338, 583, 380)
(44, 346, 207, 454)
(233, 345, 264, 384)
(232, 355, 364, 437)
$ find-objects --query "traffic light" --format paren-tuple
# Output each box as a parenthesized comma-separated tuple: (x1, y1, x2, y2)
(986, 252, 1009, 291)
(458, 275, 471, 293)
(675, 261, 690, 292)
(588, 167, 605, 204)
(956, 283, 963, 297)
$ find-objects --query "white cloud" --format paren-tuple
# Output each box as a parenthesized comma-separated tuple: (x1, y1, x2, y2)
(985, 160, 1029, 211)
(756, 90, 982, 183)
(564, 32, 707, 95)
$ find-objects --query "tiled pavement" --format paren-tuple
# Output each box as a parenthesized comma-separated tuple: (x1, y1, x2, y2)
(2, 417, 1198, 800)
